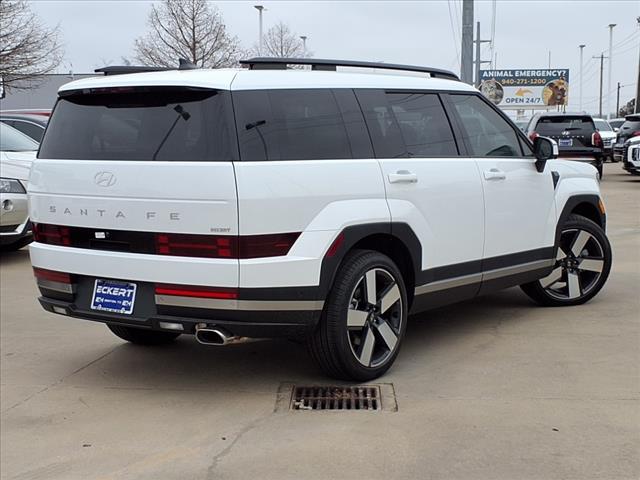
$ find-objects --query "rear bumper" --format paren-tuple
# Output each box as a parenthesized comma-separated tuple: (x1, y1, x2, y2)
(0, 193, 31, 246)
(36, 274, 323, 338)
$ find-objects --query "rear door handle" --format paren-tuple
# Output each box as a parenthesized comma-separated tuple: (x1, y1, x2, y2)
(388, 170, 418, 184)
(483, 168, 506, 181)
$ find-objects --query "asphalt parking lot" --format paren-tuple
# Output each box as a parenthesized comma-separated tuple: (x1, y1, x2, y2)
(1, 163, 638, 480)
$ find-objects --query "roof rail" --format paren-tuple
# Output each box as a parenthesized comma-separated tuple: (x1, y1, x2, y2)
(94, 65, 172, 76)
(239, 57, 460, 81)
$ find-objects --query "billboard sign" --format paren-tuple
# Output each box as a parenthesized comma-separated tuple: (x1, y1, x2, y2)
(479, 69, 569, 109)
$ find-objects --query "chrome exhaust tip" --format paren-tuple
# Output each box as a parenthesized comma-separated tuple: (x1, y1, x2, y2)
(194, 324, 240, 346)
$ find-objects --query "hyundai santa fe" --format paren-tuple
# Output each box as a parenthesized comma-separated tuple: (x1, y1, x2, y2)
(28, 58, 612, 380)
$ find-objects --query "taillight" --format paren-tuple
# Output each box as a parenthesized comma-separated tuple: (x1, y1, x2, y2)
(33, 223, 70, 246)
(155, 284, 238, 299)
(631, 130, 640, 138)
(154, 232, 300, 259)
(155, 233, 237, 258)
(238, 232, 300, 259)
(529, 132, 539, 141)
(33, 267, 72, 284)
(592, 131, 603, 148)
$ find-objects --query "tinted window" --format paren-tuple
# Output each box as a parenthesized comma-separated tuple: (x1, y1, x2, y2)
(0, 122, 39, 151)
(10, 120, 45, 142)
(385, 92, 457, 157)
(450, 94, 523, 157)
(39, 88, 237, 161)
(355, 89, 407, 158)
(234, 89, 354, 161)
(535, 115, 595, 135)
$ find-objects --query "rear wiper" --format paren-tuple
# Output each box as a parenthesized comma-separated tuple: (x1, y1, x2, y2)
(151, 105, 191, 161)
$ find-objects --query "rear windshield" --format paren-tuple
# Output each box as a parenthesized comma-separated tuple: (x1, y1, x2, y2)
(39, 87, 238, 161)
(0, 122, 39, 151)
(535, 116, 595, 134)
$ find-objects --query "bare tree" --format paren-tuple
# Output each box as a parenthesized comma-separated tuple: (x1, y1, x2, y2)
(0, 0, 64, 92)
(134, 0, 243, 68)
(260, 22, 309, 58)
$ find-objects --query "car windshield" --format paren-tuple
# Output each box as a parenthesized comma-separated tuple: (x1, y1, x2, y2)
(594, 120, 611, 131)
(0, 122, 39, 151)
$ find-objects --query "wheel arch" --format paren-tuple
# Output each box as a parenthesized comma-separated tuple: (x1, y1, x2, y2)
(318, 223, 421, 308)
(555, 194, 605, 256)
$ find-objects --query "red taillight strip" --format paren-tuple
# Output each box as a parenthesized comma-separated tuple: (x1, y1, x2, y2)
(33, 267, 72, 284)
(155, 284, 238, 299)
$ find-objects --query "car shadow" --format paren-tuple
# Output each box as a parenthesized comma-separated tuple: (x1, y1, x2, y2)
(63, 287, 536, 390)
(0, 246, 31, 266)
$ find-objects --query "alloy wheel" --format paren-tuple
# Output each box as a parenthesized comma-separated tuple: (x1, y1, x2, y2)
(346, 268, 403, 368)
(539, 228, 606, 300)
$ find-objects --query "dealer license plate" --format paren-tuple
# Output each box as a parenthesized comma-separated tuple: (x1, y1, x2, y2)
(91, 279, 137, 315)
(558, 138, 573, 147)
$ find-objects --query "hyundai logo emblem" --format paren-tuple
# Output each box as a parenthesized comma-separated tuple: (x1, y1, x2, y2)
(94, 171, 117, 187)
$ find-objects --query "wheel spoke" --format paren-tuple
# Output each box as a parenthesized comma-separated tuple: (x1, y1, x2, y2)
(365, 270, 377, 305)
(347, 309, 369, 328)
(578, 258, 604, 273)
(374, 319, 398, 351)
(571, 230, 592, 257)
(540, 267, 563, 288)
(567, 272, 581, 299)
(358, 326, 376, 366)
(556, 247, 568, 261)
(379, 283, 400, 314)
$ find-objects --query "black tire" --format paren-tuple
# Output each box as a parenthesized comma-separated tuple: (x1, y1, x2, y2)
(521, 214, 612, 307)
(1, 236, 32, 252)
(107, 324, 180, 345)
(597, 164, 603, 179)
(308, 250, 408, 381)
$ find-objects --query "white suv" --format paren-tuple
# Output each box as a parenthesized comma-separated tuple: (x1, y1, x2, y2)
(28, 58, 612, 380)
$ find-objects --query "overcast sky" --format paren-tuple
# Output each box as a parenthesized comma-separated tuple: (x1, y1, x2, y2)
(30, 0, 640, 114)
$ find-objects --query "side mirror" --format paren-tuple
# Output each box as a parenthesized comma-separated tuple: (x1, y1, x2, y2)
(533, 136, 558, 173)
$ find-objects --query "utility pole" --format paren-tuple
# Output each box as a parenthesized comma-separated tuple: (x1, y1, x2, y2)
(460, 0, 474, 84)
(606, 24, 616, 120)
(616, 82, 621, 117)
(579, 44, 585, 112)
(254, 5, 265, 56)
(636, 16, 640, 113)
(474, 22, 491, 87)
(594, 53, 605, 118)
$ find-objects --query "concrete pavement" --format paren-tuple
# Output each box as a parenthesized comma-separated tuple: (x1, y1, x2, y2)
(1, 163, 638, 480)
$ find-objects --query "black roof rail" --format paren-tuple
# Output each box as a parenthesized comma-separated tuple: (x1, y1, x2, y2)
(239, 57, 460, 81)
(94, 65, 172, 76)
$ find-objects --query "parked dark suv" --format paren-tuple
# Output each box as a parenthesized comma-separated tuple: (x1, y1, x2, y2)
(526, 113, 604, 177)
(613, 114, 640, 162)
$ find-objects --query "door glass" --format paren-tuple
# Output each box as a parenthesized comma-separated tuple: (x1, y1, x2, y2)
(355, 89, 407, 158)
(386, 92, 457, 157)
(450, 94, 523, 157)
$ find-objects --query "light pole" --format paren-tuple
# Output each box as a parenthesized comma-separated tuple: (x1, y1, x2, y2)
(579, 44, 585, 112)
(254, 5, 265, 56)
(300, 36, 307, 56)
(606, 23, 616, 120)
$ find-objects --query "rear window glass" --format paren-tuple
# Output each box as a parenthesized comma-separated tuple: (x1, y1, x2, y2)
(535, 116, 595, 134)
(0, 122, 39, 151)
(39, 88, 238, 161)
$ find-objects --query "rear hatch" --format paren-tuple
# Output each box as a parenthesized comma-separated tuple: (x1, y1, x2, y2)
(29, 85, 239, 284)
(534, 115, 600, 157)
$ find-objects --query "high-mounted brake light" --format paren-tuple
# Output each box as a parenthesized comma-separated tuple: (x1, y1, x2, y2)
(33, 268, 72, 284)
(155, 284, 238, 299)
(33, 223, 70, 246)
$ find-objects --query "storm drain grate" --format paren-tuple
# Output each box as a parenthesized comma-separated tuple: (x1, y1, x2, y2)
(290, 385, 381, 411)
